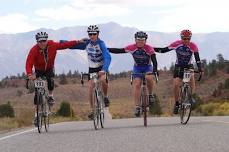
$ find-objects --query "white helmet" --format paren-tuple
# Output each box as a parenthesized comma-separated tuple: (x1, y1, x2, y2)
(35, 32, 48, 42)
(87, 25, 99, 34)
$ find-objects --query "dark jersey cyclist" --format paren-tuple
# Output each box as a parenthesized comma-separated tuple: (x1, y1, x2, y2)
(154, 29, 203, 114)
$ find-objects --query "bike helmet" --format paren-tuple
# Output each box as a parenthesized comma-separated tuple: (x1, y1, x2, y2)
(35, 32, 48, 42)
(180, 29, 192, 38)
(87, 25, 99, 34)
(134, 31, 148, 39)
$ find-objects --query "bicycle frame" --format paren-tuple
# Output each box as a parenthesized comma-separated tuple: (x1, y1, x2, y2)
(131, 72, 158, 127)
(34, 77, 51, 133)
(179, 69, 201, 124)
(81, 72, 107, 130)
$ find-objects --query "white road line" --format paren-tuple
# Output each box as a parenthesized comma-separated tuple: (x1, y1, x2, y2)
(203, 120, 229, 124)
(0, 128, 36, 141)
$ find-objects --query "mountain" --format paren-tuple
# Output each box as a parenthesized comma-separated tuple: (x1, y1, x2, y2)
(0, 22, 228, 79)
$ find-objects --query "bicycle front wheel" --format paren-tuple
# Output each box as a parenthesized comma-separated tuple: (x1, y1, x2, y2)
(93, 89, 100, 130)
(141, 87, 148, 127)
(179, 86, 192, 124)
(36, 94, 43, 133)
(99, 95, 105, 128)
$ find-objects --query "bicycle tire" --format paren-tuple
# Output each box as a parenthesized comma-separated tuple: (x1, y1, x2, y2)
(37, 94, 43, 133)
(141, 87, 148, 127)
(179, 86, 192, 124)
(93, 89, 99, 130)
(99, 94, 105, 128)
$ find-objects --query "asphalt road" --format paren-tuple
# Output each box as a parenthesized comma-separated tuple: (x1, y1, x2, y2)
(0, 116, 229, 152)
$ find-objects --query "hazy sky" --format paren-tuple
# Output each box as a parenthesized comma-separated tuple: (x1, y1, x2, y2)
(0, 0, 228, 34)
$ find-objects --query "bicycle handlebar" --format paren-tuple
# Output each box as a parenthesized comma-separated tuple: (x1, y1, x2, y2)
(80, 72, 108, 85)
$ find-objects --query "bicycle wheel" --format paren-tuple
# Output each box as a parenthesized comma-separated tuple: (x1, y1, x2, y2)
(141, 87, 148, 127)
(44, 96, 50, 132)
(36, 94, 43, 133)
(93, 89, 100, 130)
(179, 86, 192, 124)
(99, 93, 105, 128)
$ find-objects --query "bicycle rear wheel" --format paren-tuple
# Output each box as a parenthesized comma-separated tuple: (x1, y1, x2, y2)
(179, 86, 192, 124)
(93, 89, 100, 130)
(141, 87, 148, 127)
(36, 94, 43, 133)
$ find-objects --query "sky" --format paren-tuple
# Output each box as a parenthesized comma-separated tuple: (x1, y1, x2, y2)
(0, 0, 228, 34)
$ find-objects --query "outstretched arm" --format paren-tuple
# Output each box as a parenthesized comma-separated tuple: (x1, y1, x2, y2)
(108, 48, 127, 54)
(154, 47, 172, 53)
(59, 40, 87, 50)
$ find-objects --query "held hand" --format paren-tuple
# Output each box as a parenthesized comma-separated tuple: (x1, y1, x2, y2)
(78, 38, 89, 43)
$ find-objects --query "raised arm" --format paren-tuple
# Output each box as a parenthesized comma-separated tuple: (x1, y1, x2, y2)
(154, 47, 172, 53)
(54, 40, 79, 50)
(59, 40, 87, 50)
(108, 48, 127, 54)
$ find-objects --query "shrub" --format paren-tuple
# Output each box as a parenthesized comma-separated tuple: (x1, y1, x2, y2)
(149, 94, 162, 115)
(0, 102, 15, 118)
(57, 101, 74, 117)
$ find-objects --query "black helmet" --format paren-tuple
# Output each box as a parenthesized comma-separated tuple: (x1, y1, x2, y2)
(134, 31, 148, 39)
(35, 32, 48, 42)
(87, 25, 99, 33)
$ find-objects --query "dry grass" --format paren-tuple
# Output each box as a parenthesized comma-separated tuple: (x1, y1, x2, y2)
(0, 71, 228, 131)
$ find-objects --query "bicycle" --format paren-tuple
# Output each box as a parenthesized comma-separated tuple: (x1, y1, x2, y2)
(179, 69, 202, 125)
(33, 77, 52, 133)
(81, 72, 108, 130)
(131, 72, 158, 127)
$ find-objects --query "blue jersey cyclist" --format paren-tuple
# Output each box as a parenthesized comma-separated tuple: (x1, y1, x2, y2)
(65, 25, 111, 119)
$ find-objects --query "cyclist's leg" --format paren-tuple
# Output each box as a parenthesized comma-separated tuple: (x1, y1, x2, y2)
(145, 65, 154, 95)
(100, 73, 110, 107)
(173, 66, 183, 114)
(45, 69, 55, 104)
(134, 78, 142, 106)
(101, 75, 108, 96)
(88, 79, 95, 109)
(88, 67, 100, 109)
(133, 66, 142, 106)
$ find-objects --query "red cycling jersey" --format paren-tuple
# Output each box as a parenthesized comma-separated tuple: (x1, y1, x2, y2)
(26, 40, 78, 75)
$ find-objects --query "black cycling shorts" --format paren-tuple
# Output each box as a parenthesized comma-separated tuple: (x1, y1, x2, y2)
(173, 64, 194, 79)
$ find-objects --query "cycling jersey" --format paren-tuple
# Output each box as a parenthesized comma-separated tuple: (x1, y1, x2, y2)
(69, 38, 111, 72)
(26, 40, 78, 75)
(124, 44, 155, 66)
(168, 40, 199, 67)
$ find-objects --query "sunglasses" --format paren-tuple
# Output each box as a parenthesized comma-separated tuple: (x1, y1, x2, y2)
(182, 38, 191, 41)
(38, 40, 47, 43)
(88, 33, 97, 36)
(136, 38, 146, 41)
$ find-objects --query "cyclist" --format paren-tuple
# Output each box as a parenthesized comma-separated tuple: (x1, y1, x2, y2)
(67, 25, 111, 119)
(154, 29, 203, 114)
(26, 31, 81, 125)
(108, 31, 158, 117)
